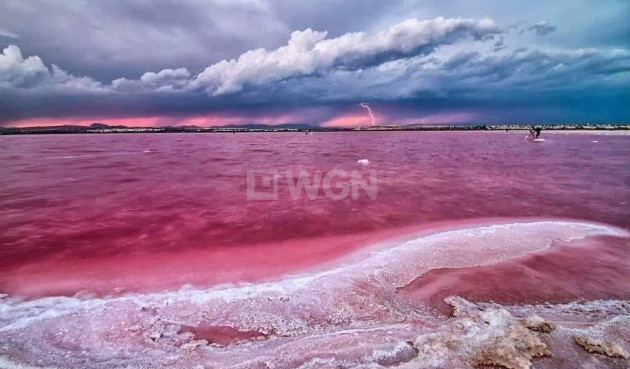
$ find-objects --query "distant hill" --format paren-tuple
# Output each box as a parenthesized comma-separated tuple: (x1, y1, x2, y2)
(89, 122, 127, 129)
(89, 122, 109, 129)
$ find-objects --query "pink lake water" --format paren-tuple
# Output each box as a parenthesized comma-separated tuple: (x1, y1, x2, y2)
(0, 131, 629, 368)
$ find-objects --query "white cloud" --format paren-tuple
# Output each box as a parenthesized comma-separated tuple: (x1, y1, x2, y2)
(0, 45, 104, 91)
(50, 65, 104, 91)
(112, 68, 191, 91)
(0, 45, 49, 88)
(190, 17, 502, 95)
(140, 68, 190, 84)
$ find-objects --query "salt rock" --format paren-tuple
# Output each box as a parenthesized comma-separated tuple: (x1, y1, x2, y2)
(574, 335, 629, 359)
(474, 323, 552, 369)
(412, 296, 553, 369)
(521, 314, 556, 333)
(180, 340, 208, 351)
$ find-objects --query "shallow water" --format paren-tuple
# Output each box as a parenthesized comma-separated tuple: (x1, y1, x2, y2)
(0, 131, 629, 368)
(1, 131, 628, 297)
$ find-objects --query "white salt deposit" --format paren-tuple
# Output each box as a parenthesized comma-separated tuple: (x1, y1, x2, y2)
(0, 220, 628, 369)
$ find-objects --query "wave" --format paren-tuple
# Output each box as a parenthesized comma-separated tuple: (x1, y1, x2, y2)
(48, 151, 152, 159)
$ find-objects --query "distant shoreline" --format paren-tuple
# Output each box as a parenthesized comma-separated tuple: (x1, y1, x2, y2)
(1, 123, 629, 135)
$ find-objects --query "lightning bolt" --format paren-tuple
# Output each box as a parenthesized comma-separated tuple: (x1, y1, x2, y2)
(359, 102, 376, 126)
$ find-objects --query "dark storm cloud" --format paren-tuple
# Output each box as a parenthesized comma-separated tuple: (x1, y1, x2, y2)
(2, 40, 629, 125)
(1, 0, 629, 126)
(189, 17, 501, 95)
(528, 22, 557, 36)
(1, 0, 629, 80)
(267, 0, 395, 36)
(0, 0, 291, 82)
(0, 16, 503, 124)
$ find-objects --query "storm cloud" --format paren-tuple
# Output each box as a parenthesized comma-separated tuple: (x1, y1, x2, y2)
(528, 22, 557, 36)
(189, 17, 501, 95)
(0, 0, 629, 126)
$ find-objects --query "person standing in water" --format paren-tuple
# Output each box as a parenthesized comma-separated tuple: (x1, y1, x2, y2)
(527, 126, 542, 140)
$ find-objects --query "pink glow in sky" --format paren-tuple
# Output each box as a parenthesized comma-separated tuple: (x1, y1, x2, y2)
(6, 113, 302, 128)
(321, 112, 373, 127)
(321, 110, 476, 127)
(6, 108, 476, 128)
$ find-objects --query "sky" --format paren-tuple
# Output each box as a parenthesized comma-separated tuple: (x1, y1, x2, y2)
(0, 0, 629, 127)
